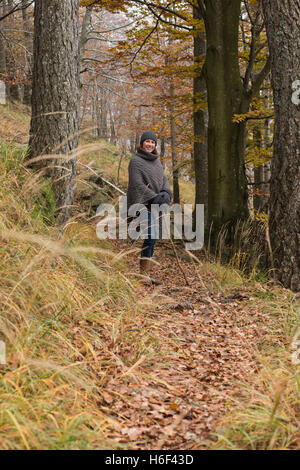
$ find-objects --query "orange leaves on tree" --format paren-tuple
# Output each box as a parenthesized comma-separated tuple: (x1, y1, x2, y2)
(80, 0, 127, 13)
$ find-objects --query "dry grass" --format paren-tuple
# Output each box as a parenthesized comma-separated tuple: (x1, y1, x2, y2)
(0, 142, 162, 449)
(78, 131, 130, 192)
(0, 102, 30, 144)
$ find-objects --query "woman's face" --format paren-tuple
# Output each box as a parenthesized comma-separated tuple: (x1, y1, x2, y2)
(142, 139, 156, 153)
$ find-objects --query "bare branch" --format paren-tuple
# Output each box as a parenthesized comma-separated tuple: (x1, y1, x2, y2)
(94, 72, 135, 85)
(0, 0, 33, 22)
(128, 5, 167, 66)
(145, 4, 192, 30)
(91, 19, 142, 34)
(131, 0, 189, 22)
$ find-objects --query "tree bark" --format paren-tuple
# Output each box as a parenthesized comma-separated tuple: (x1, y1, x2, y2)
(204, 0, 249, 242)
(28, 0, 80, 225)
(0, 3, 7, 93)
(262, 117, 271, 212)
(193, 8, 208, 232)
(2, 0, 19, 102)
(170, 80, 180, 204)
(253, 126, 263, 212)
(262, 0, 300, 291)
(135, 105, 141, 148)
(108, 102, 116, 145)
(22, 0, 32, 105)
(79, 4, 93, 77)
(160, 135, 166, 169)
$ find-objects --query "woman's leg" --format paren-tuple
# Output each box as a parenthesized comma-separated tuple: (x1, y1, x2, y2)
(140, 210, 162, 285)
(141, 210, 156, 258)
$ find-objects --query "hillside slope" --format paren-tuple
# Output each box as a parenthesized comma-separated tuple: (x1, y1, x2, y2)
(0, 104, 299, 450)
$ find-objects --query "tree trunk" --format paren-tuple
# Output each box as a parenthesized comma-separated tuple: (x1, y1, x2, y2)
(204, 0, 249, 241)
(262, 0, 300, 291)
(253, 126, 263, 212)
(79, 4, 93, 77)
(160, 135, 166, 169)
(28, 0, 80, 225)
(135, 105, 141, 149)
(92, 84, 97, 135)
(6, 0, 19, 101)
(95, 81, 101, 136)
(193, 9, 208, 232)
(22, 1, 32, 105)
(129, 135, 135, 154)
(170, 80, 180, 204)
(108, 102, 116, 145)
(96, 85, 107, 139)
(79, 84, 88, 126)
(261, 117, 271, 212)
(2, 0, 19, 102)
(0, 4, 7, 93)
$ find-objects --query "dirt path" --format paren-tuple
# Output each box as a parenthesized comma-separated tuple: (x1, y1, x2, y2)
(102, 241, 260, 449)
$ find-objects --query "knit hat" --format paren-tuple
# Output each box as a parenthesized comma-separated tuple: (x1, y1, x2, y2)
(140, 131, 157, 146)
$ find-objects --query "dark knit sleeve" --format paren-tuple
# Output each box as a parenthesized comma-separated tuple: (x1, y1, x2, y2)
(128, 159, 158, 204)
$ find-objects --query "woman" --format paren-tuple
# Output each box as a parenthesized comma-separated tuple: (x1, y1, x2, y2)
(127, 131, 172, 284)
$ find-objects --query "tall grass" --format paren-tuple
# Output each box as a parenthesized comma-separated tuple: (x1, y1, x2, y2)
(207, 217, 270, 282)
(0, 143, 157, 449)
(1, 136, 299, 450)
(211, 296, 300, 450)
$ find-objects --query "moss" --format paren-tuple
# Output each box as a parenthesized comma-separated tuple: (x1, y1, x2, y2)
(31, 178, 56, 225)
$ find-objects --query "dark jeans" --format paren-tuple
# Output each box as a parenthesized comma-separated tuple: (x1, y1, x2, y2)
(141, 209, 157, 258)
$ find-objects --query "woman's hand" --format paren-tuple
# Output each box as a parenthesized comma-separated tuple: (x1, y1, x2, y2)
(149, 191, 171, 205)
(159, 191, 171, 205)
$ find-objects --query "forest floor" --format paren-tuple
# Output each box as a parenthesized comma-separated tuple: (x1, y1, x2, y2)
(90, 237, 298, 450)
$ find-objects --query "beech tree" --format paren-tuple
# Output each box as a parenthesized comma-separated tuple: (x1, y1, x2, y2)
(193, 7, 207, 227)
(262, 0, 300, 292)
(28, 0, 80, 224)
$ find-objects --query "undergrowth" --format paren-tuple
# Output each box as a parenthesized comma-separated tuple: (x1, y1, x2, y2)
(0, 142, 160, 449)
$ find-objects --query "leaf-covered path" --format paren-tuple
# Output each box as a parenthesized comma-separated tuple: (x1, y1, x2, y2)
(101, 240, 264, 449)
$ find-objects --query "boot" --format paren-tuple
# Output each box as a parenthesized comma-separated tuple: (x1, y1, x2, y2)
(139, 258, 162, 286)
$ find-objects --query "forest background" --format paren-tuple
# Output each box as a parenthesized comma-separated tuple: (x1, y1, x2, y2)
(0, 0, 299, 451)
(1, 0, 299, 290)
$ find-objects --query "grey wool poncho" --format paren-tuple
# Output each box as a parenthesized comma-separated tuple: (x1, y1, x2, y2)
(127, 148, 172, 212)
